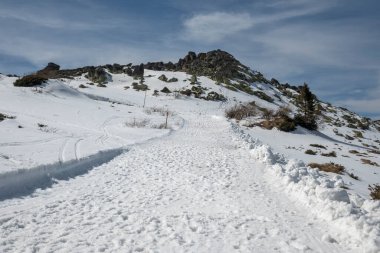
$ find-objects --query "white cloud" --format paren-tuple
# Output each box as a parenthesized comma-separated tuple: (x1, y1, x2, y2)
(183, 12, 254, 43)
(181, 1, 332, 43)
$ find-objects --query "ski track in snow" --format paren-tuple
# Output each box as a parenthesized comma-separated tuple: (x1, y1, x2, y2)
(0, 114, 354, 253)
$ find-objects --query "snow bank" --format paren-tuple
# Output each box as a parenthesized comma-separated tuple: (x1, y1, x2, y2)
(230, 123, 380, 252)
(0, 148, 125, 200)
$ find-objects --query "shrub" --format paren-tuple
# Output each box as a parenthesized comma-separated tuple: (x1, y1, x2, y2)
(180, 89, 192, 96)
(261, 108, 274, 120)
(132, 82, 149, 91)
(0, 113, 15, 122)
(272, 115, 296, 132)
(190, 74, 198, 84)
(361, 159, 379, 167)
(97, 83, 107, 87)
(256, 107, 296, 132)
(305, 149, 317, 155)
(144, 107, 172, 116)
(252, 90, 274, 103)
(125, 118, 150, 128)
(294, 114, 318, 131)
(308, 162, 345, 174)
(353, 130, 364, 138)
(321, 151, 337, 157)
(310, 144, 327, 149)
(347, 172, 359, 180)
(232, 82, 254, 95)
(225, 103, 258, 120)
(14, 75, 47, 87)
(225, 85, 238, 92)
(369, 149, 380, 155)
(368, 184, 380, 200)
(206, 91, 226, 101)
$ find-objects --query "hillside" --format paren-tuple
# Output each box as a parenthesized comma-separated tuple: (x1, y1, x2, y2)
(0, 50, 379, 252)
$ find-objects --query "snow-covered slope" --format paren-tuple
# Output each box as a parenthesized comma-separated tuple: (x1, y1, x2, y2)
(0, 50, 379, 252)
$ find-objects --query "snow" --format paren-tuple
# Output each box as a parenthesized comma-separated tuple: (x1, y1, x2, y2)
(0, 114, 363, 252)
(237, 125, 380, 199)
(0, 71, 379, 252)
(0, 78, 175, 172)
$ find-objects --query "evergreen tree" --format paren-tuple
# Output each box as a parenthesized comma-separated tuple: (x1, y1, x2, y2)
(295, 83, 318, 130)
(190, 74, 198, 84)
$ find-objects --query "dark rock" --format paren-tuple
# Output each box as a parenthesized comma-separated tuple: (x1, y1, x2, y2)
(206, 91, 226, 101)
(168, 77, 178, 82)
(44, 62, 60, 71)
(158, 74, 168, 82)
(180, 89, 192, 96)
(87, 67, 111, 83)
(131, 64, 144, 77)
(161, 87, 171, 93)
(124, 67, 133, 76)
(36, 62, 60, 78)
(107, 63, 124, 74)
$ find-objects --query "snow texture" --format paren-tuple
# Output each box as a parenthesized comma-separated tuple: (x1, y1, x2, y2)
(231, 123, 380, 252)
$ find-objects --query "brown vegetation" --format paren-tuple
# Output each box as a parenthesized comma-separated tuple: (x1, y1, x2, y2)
(368, 184, 380, 200)
(308, 162, 345, 174)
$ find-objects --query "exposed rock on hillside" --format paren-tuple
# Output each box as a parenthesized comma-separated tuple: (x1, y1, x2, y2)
(85, 67, 111, 84)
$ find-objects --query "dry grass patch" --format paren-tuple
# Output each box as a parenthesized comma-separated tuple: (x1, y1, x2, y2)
(225, 103, 258, 120)
(310, 144, 327, 149)
(361, 159, 379, 167)
(305, 149, 317, 155)
(369, 149, 380, 155)
(368, 184, 380, 200)
(321, 151, 337, 157)
(308, 162, 345, 174)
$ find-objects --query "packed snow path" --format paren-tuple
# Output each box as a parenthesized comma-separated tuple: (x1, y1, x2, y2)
(0, 114, 351, 252)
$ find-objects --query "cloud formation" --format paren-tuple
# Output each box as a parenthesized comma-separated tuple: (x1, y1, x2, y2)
(0, 0, 379, 118)
(183, 12, 254, 43)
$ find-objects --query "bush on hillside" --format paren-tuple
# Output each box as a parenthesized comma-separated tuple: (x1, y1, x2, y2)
(368, 184, 380, 200)
(14, 75, 47, 87)
(258, 107, 296, 132)
(321, 151, 337, 157)
(305, 149, 317, 155)
(0, 113, 15, 122)
(252, 90, 274, 103)
(308, 162, 345, 174)
(225, 103, 258, 120)
(132, 82, 149, 91)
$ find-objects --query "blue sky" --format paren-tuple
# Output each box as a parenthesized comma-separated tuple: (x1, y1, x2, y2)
(0, 0, 379, 118)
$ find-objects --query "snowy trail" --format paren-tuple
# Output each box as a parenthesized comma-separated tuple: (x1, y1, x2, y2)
(0, 114, 351, 252)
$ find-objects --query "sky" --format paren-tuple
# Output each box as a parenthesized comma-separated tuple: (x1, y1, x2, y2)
(0, 0, 379, 118)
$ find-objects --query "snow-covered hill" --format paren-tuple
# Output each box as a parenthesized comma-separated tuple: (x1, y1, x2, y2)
(0, 50, 379, 252)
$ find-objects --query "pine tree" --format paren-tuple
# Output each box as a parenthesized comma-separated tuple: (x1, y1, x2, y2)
(295, 83, 317, 130)
(190, 74, 198, 84)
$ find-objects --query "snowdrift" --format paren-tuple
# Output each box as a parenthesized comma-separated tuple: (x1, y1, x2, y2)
(231, 123, 380, 252)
